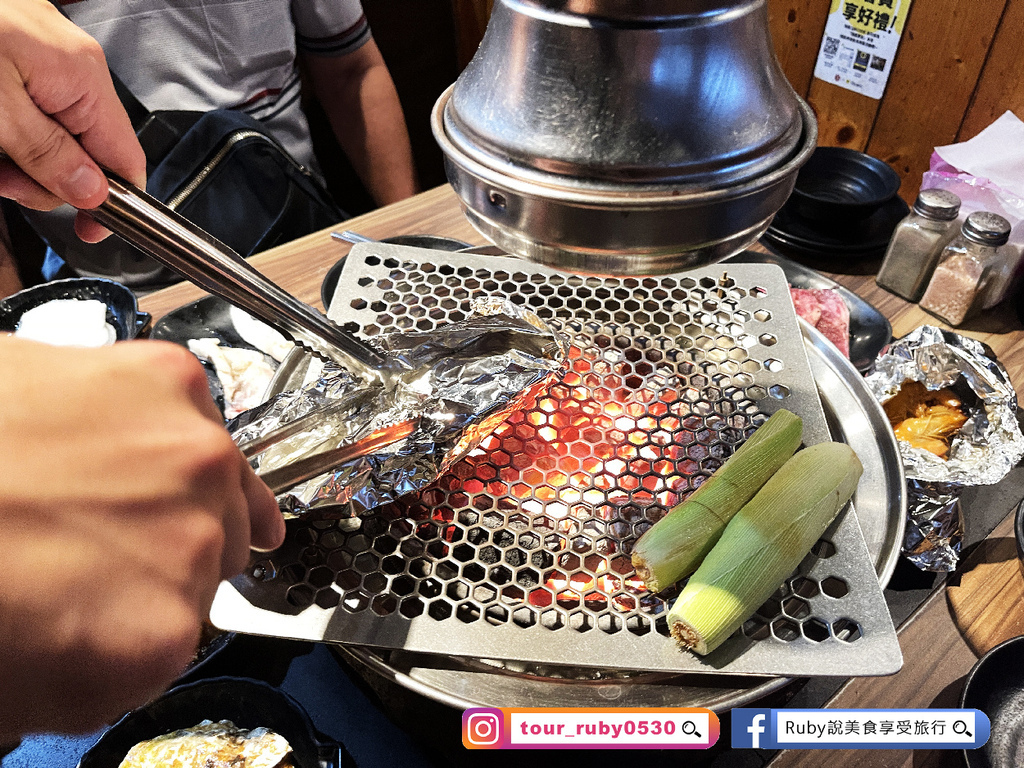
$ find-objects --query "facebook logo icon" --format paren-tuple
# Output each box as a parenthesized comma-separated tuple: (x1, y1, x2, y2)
(731, 709, 775, 749)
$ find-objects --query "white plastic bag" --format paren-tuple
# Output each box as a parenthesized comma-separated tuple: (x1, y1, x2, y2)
(921, 111, 1024, 249)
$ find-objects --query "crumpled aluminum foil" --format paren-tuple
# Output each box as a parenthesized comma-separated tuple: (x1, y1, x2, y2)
(865, 325, 1024, 486)
(902, 480, 964, 573)
(865, 325, 1024, 571)
(229, 297, 568, 517)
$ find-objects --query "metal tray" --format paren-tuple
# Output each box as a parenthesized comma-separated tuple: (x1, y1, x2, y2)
(329, 319, 905, 710)
(728, 250, 892, 372)
(213, 245, 903, 682)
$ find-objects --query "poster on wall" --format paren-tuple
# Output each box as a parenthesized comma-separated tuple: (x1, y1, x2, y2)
(812, 0, 913, 100)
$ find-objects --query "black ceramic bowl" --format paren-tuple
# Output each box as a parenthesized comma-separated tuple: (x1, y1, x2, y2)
(1015, 498, 1024, 581)
(789, 146, 901, 224)
(0, 277, 150, 340)
(321, 234, 472, 309)
(961, 635, 1024, 767)
(79, 677, 350, 768)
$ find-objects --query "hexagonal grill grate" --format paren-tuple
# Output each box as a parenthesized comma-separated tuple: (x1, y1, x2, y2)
(213, 246, 900, 677)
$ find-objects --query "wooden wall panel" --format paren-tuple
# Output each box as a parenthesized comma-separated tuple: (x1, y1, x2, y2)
(766, 0, 831, 97)
(450, 0, 493, 69)
(806, 83, 880, 152)
(958, 0, 1024, 141)
(865, 0, 1007, 201)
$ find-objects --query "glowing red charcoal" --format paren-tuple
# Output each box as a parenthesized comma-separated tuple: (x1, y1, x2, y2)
(371, 333, 745, 630)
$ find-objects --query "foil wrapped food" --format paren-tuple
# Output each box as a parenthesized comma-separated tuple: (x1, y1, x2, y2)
(865, 325, 1024, 571)
(866, 325, 1024, 486)
(902, 480, 964, 573)
(230, 298, 568, 517)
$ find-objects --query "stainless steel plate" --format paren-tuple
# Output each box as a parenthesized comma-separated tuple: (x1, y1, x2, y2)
(330, 321, 906, 711)
(212, 245, 903, 680)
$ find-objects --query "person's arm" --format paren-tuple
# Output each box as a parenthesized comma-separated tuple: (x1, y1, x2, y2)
(0, 0, 146, 241)
(0, 0, 286, 739)
(301, 39, 419, 207)
(0, 337, 284, 740)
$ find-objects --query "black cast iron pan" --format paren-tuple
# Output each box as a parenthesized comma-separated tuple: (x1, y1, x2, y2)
(0, 277, 150, 339)
(79, 676, 353, 768)
(960, 635, 1024, 768)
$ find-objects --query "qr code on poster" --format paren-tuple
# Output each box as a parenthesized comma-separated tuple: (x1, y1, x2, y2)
(823, 36, 840, 57)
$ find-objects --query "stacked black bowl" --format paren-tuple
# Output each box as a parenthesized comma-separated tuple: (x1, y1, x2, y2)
(763, 146, 909, 268)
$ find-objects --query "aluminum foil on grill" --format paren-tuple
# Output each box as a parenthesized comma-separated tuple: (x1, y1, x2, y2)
(865, 325, 1023, 571)
(902, 480, 964, 573)
(229, 297, 568, 517)
(865, 325, 1024, 486)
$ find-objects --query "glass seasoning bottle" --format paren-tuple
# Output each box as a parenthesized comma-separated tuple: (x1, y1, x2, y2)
(875, 189, 962, 301)
(981, 240, 1022, 310)
(919, 211, 1012, 326)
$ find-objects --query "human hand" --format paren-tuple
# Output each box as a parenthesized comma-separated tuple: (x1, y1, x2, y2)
(0, 0, 145, 241)
(0, 336, 284, 739)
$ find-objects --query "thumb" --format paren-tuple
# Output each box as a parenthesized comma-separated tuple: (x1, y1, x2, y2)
(240, 462, 286, 554)
(0, 77, 109, 210)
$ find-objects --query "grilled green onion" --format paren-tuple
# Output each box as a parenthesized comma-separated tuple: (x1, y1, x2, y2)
(667, 441, 863, 655)
(631, 409, 803, 592)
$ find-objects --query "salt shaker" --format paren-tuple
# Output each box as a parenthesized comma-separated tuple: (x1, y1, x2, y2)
(876, 189, 961, 301)
(919, 211, 1012, 326)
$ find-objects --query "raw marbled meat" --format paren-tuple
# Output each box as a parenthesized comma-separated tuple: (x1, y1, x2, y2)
(788, 287, 850, 358)
(789, 287, 822, 327)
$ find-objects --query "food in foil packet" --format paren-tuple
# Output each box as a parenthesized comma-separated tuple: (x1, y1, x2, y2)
(902, 480, 964, 573)
(883, 381, 967, 459)
(866, 325, 1023, 572)
(866, 325, 1024, 486)
(231, 298, 568, 518)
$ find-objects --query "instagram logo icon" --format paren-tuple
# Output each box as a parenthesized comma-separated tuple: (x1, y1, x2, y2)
(463, 708, 504, 748)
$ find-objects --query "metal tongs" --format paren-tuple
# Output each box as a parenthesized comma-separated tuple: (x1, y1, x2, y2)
(80, 174, 565, 503)
(80, 172, 419, 493)
(87, 172, 391, 386)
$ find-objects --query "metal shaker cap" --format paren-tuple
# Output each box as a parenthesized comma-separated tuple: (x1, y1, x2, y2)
(962, 211, 1012, 246)
(913, 189, 961, 220)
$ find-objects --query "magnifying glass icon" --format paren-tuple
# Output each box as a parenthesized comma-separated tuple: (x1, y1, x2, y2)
(953, 720, 973, 738)
(681, 721, 702, 739)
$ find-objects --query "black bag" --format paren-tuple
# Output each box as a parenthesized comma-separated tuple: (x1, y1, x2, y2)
(25, 71, 348, 290)
(145, 108, 347, 260)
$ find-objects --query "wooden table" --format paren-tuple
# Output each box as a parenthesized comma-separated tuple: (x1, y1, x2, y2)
(139, 185, 481, 319)
(139, 184, 1024, 765)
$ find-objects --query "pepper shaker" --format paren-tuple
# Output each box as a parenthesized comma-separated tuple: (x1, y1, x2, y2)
(876, 189, 961, 302)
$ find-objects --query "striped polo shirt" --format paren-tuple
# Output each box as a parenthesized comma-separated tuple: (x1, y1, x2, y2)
(60, 0, 370, 173)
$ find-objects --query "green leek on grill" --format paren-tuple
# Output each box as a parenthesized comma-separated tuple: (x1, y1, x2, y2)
(667, 441, 863, 655)
(630, 409, 803, 592)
